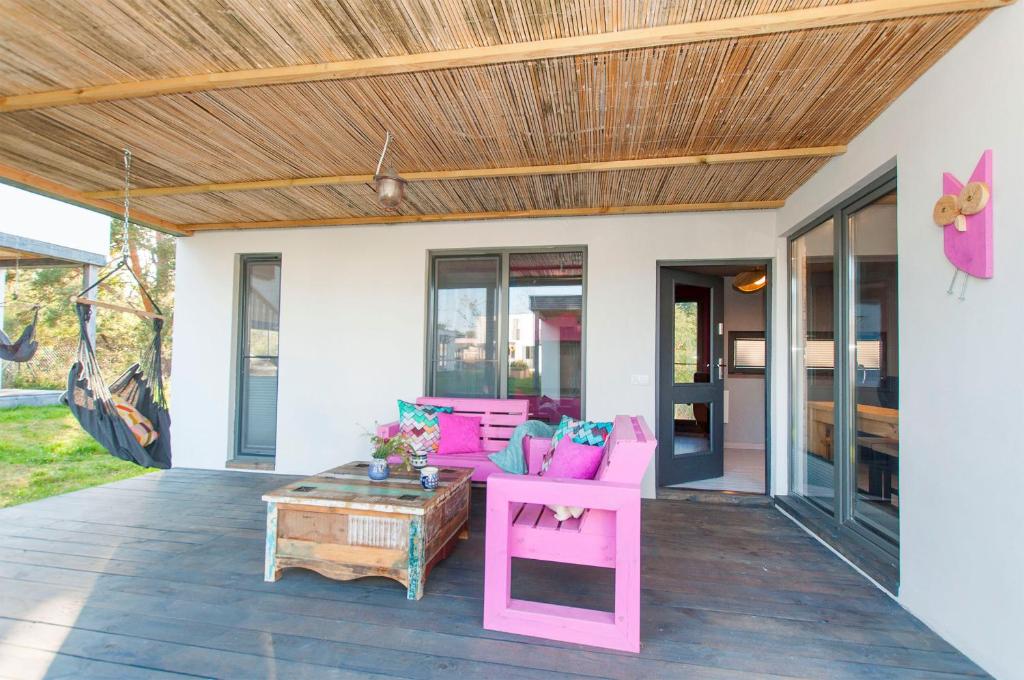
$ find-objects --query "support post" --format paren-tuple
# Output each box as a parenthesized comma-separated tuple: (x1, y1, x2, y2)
(0, 267, 5, 390)
(81, 264, 99, 344)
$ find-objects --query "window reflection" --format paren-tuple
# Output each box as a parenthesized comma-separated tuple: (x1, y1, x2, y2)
(790, 219, 836, 514)
(850, 191, 899, 541)
(507, 252, 583, 422)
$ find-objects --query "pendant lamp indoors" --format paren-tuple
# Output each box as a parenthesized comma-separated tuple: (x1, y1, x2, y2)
(733, 269, 767, 293)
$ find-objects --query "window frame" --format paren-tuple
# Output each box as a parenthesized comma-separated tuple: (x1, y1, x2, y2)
(424, 246, 587, 418)
(234, 253, 282, 459)
(784, 167, 899, 587)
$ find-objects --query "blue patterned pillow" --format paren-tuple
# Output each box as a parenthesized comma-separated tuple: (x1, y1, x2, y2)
(543, 416, 614, 472)
(398, 400, 454, 453)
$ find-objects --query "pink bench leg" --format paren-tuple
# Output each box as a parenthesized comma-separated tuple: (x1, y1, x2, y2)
(483, 488, 512, 630)
(614, 497, 642, 652)
(483, 490, 643, 653)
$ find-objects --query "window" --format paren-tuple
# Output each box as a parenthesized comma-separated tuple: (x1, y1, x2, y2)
(786, 171, 899, 577)
(728, 331, 766, 374)
(236, 255, 281, 458)
(428, 249, 585, 423)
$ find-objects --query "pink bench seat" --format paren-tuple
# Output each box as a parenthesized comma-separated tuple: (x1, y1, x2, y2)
(484, 415, 656, 652)
(377, 397, 530, 481)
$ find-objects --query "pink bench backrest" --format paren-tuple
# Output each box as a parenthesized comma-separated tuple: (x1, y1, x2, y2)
(417, 397, 529, 452)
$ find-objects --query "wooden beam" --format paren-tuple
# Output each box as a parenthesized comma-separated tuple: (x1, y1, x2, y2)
(0, 163, 190, 237)
(0, 0, 1011, 113)
(83, 146, 844, 199)
(184, 201, 784, 232)
(69, 296, 166, 321)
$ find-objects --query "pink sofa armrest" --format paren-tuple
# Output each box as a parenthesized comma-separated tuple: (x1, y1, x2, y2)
(524, 436, 551, 475)
(377, 421, 400, 439)
(486, 472, 640, 511)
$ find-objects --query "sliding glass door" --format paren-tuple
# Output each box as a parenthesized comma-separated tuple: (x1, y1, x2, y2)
(788, 172, 899, 553)
(790, 218, 837, 515)
(848, 189, 899, 543)
(427, 249, 585, 423)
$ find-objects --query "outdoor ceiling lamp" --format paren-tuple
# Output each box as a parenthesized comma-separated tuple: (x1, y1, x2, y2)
(733, 269, 767, 293)
(373, 130, 406, 209)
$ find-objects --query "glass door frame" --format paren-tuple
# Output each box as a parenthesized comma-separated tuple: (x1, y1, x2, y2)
(424, 245, 588, 417)
(786, 169, 899, 561)
(234, 253, 282, 459)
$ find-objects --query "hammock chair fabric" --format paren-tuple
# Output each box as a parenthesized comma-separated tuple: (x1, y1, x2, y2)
(0, 306, 39, 362)
(65, 302, 171, 469)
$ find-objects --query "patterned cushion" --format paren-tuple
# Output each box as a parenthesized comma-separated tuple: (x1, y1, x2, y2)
(111, 396, 159, 447)
(542, 415, 613, 473)
(398, 400, 454, 453)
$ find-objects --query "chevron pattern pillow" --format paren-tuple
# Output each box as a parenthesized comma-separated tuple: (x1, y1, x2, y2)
(542, 415, 613, 473)
(398, 400, 454, 453)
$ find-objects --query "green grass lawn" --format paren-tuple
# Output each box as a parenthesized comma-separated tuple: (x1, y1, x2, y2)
(0, 404, 150, 508)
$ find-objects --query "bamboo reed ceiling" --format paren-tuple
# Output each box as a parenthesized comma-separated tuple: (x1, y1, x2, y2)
(0, 0, 1001, 234)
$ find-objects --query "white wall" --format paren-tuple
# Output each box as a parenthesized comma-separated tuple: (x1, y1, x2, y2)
(0, 184, 109, 256)
(774, 5, 1024, 677)
(722, 278, 766, 449)
(171, 211, 778, 498)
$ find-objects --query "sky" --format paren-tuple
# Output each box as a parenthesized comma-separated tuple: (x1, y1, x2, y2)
(0, 184, 111, 256)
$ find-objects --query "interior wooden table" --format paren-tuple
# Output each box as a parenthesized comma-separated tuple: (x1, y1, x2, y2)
(807, 401, 899, 460)
(262, 462, 472, 600)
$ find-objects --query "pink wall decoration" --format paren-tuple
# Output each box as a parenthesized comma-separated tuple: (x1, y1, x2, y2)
(933, 150, 993, 298)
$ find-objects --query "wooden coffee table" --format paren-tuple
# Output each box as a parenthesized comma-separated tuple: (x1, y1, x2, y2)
(262, 462, 472, 600)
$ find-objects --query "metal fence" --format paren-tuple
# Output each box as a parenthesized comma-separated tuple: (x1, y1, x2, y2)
(1, 339, 172, 390)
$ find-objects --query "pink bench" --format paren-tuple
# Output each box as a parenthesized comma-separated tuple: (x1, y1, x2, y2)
(483, 415, 656, 652)
(377, 397, 530, 482)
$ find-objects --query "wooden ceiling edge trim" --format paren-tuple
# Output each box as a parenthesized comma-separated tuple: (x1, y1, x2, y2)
(82, 146, 845, 199)
(184, 201, 786, 232)
(0, 0, 1013, 112)
(0, 163, 191, 237)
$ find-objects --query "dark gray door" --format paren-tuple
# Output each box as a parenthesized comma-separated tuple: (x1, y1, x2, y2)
(658, 268, 725, 486)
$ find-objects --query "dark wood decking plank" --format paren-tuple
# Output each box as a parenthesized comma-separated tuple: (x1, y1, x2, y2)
(0, 468, 987, 679)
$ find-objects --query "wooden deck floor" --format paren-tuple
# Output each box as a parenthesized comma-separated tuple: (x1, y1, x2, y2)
(0, 469, 987, 679)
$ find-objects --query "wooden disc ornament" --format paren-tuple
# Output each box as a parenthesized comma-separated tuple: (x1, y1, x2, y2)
(932, 194, 960, 226)
(958, 181, 990, 215)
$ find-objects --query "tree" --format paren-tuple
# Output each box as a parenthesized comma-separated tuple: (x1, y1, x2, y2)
(2, 220, 176, 389)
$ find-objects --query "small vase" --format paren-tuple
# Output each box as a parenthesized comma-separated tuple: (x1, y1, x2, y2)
(368, 458, 390, 481)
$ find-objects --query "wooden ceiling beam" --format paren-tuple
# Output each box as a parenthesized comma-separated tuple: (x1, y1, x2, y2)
(184, 201, 785, 232)
(0, 0, 1011, 113)
(0, 163, 191, 236)
(83, 146, 844, 199)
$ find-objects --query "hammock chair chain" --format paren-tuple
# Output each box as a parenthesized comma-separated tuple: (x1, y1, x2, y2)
(64, 147, 172, 470)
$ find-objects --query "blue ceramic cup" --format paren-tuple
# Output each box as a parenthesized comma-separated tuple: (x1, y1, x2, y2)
(420, 466, 439, 490)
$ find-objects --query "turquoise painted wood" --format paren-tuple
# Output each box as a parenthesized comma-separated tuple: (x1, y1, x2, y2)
(483, 415, 656, 653)
(263, 501, 278, 582)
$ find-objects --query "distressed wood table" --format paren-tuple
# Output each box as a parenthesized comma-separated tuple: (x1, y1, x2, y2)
(262, 462, 472, 600)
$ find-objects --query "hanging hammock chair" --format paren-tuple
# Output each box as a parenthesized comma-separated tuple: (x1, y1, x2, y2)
(1, 257, 41, 363)
(64, 148, 171, 469)
(0, 305, 39, 362)
(65, 291, 171, 469)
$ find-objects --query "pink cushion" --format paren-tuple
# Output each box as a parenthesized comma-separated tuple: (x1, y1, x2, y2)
(543, 437, 605, 480)
(437, 413, 482, 455)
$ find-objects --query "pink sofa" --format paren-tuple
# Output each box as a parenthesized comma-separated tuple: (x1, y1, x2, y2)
(377, 397, 530, 481)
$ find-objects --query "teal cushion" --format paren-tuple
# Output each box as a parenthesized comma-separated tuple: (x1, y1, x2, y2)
(543, 416, 614, 473)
